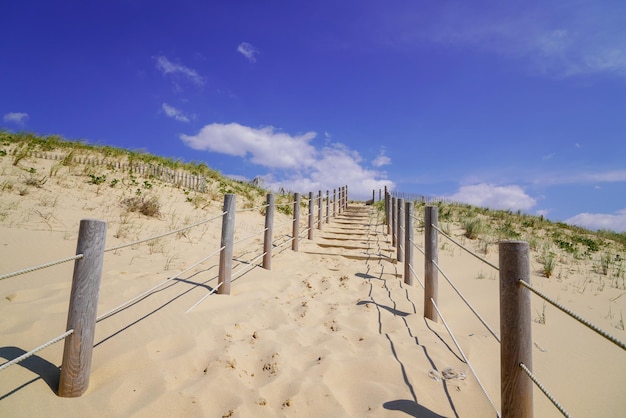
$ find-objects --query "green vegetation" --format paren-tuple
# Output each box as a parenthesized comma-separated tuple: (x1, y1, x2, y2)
(376, 196, 625, 290)
(540, 251, 556, 278)
(0, 130, 303, 218)
(0, 130, 221, 178)
(462, 217, 483, 240)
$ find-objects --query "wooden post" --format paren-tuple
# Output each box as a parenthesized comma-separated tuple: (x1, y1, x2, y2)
(391, 197, 397, 247)
(404, 201, 414, 285)
(337, 187, 341, 214)
(397, 198, 405, 262)
(345, 185, 349, 209)
(339, 186, 343, 213)
(424, 206, 438, 322)
(263, 193, 274, 270)
(333, 189, 337, 218)
(325, 190, 330, 223)
(317, 190, 323, 230)
(372, 190, 375, 204)
(59, 219, 107, 397)
(292, 193, 300, 251)
(385, 188, 391, 235)
(500, 241, 533, 418)
(218, 194, 236, 295)
(308, 192, 314, 239)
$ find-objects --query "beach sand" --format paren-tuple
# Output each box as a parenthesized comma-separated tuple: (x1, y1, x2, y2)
(1, 153, 625, 417)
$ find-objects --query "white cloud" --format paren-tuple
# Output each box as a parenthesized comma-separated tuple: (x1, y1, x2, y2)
(237, 42, 259, 63)
(3, 112, 29, 125)
(180, 122, 393, 199)
(181, 123, 317, 169)
(566, 208, 626, 233)
(267, 144, 393, 200)
(445, 183, 537, 211)
(154, 55, 204, 87)
(162, 103, 191, 123)
(372, 148, 391, 167)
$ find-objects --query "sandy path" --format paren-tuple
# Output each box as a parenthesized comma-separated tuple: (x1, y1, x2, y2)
(2, 203, 498, 417)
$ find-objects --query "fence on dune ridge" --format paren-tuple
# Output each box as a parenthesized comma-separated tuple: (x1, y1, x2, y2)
(19, 149, 219, 192)
(0, 185, 349, 397)
(379, 186, 626, 418)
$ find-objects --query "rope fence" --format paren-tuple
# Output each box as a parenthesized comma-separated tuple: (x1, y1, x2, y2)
(377, 186, 625, 418)
(432, 260, 500, 343)
(432, 224, 499, 271)
(104, 211, 226, 253)
(519, 280, 626, 351)
(430, 298, 501, 417)
(0, 330, 74, 373)
(1, 185, 349, 397)
(0, 254, 84, 281)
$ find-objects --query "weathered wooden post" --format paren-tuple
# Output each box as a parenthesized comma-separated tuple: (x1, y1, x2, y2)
(424, 206, 438, 322)
(500, 241, 533, 418)
(218, 194, 236, 295)
(391, 197, 397, 247)
(397, 198, 405, 262)
(372, 190, 375, 204)
(263, 193, 274, 270)
(317, 190, 322, 230)
(338, 187, 342, 214)
(385, 188, 391, 235)
(404, 201, 414, 285)
(292, 193, 300, 251)
(59, 219, 107, 397)
(308, 191, 314, 239)
(345, 185, 349, 209)
(341, 186, 345, 212)
(333, 189, 337, 218)
(325, 190, 329, 223)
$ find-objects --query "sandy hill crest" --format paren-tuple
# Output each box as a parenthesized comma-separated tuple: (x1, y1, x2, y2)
(1, 134, 625, 417)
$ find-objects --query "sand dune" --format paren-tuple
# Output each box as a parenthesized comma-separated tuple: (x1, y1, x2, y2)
(1, 151, 625, 417)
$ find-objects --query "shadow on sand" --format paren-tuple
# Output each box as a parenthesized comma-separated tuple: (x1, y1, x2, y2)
(0, 346, 60, 399)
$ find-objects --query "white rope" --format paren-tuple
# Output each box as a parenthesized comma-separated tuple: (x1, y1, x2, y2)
(184, 281, 223, 314)
(274, 236, 295, 249)
(519, 280, 626, 351)
(432, 224, 499, 271)
(105, 211, 226, 253)
(0, 254, 83, 281)
(430, 299, 501, 417)
(96, 246, 224, 322)
(236, 204, 269, 213)
(410, 213, 422, 222)
(519, 363, 571, 417)
(408, 263, 425, 289)
(274, 201, 295, 207)
(433, 261, 500, 343)
(232, 252, 266, 278)
(0, 329, 74, 372)
(233, 228, 267, 246)
(185, 251, 266, 314)
(411, 239, 425, 256)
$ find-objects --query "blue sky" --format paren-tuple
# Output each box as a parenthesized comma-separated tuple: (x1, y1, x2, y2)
(2, 1, 625, 231)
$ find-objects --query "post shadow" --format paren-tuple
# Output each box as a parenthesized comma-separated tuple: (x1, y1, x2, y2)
(0, 346, 60, 398)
